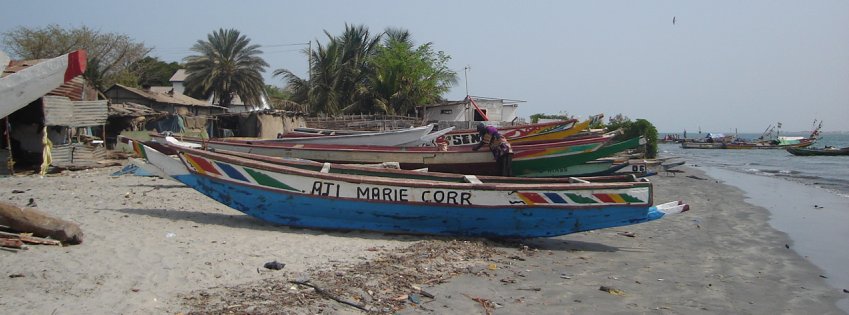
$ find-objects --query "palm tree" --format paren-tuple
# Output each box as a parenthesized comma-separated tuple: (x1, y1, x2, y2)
(273, 24, 381, 115)
(184, 28, 268, 108)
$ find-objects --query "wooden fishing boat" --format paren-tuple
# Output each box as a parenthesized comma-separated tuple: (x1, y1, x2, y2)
(125, 135, 619, 183)
(516, 136, 644, 177)
(437, 116, 602, 147)
(786, 146, 849, 156)
(152, 133, 614, 176)
(680, 142, 726, 149)
(234, 124, 439, 146)
(682, 122, 822, 150)
(130, 141, 689, 238)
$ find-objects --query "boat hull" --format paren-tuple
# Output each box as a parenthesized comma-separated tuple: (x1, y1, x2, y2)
(174, 173, 666, 238)
(786, 147, 849, 156)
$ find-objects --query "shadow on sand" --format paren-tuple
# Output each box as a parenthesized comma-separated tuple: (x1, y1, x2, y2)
(105, 207, 444, 242)
(492, 237, 620, 253)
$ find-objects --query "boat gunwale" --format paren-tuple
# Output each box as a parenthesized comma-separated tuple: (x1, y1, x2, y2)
(171, 144, 653, 194)
(174, 152, 653, 209)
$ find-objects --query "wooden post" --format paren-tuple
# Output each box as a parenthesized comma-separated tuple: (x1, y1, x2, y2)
(4, 117, 14, 175)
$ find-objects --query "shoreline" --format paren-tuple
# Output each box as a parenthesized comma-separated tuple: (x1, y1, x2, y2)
(0, 165, 844, 314)
(701, 166, 849, 313)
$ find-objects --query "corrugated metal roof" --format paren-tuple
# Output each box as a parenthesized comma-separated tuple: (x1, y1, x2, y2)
(109, 102, 162, 117)
(109, 83, 224, 108)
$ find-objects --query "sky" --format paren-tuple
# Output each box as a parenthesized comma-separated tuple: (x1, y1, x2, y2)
(2, 0, 847, 133)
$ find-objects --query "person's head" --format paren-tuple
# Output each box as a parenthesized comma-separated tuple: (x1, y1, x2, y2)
(476, 122, 486, 134)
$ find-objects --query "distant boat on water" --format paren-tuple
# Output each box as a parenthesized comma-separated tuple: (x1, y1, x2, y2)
(681, 121, 822, 150)
(786, 146, 849, 156)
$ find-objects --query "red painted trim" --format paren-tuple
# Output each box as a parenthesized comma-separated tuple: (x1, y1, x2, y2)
(64, 50, 87, 82)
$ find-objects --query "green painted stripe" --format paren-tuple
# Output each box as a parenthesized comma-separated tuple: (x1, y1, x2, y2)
(565, 193, 597, 204)
(619, 194, 643, 203)
(243, 168, 298, 191)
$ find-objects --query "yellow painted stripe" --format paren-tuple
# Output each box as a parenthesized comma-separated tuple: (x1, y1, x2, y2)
(183, 155, 207, 175)
(609, 194, 626, 203)
(517, 193, 536, 205)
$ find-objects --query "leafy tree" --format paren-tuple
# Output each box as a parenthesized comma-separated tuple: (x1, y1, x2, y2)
(1, 24, 152, 92)
(367, 28, 457, 116)
(605, 115, 659, 158)
(184, 28, 268, 108)
(130, 57, 182, 87)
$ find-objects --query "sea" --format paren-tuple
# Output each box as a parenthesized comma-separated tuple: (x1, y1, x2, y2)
(661, 132, 849, 197)
(659, 132, 849, 313)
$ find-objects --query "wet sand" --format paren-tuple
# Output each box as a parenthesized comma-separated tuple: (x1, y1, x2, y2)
(0, 165, 844, 314)
(703, 167, 849, 313)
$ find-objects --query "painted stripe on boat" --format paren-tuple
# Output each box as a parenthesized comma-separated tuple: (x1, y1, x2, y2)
(544, 192, 568, 203)
(132, 142, 147, 159)
(184, 154, 221, 175)
(517, 192, 548, 205)
(214, 161, 249, 182)
(566, 193, 597, 204)
(242, 167, 298, 191)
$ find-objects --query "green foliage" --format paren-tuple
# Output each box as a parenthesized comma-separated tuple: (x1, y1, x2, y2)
(184, 28, 268, 108)
(265, 85, 305, 111)
(366, 29, 457, 116)
(530, 113, 572, 124)
(1, 24, 152, 92)
(274, 24, 380, 115)
(605, 115, 659, 158)
(274, 25, 457, 116)
(131, 57, 182, 87)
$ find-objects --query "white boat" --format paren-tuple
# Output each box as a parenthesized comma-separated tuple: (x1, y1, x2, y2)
(248, 124, 439, 146)
(0, 50, 87, 118)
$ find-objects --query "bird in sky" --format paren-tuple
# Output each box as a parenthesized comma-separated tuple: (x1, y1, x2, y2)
(673, 16, 677, 25)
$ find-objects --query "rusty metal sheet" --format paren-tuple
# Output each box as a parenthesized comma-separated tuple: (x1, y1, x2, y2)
(42, 96, 107, 127)
(72, 100, 108, 126)
(43, 96, 74, 126)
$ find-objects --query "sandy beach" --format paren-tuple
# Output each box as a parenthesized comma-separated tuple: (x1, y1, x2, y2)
(0, 165, 845, 314)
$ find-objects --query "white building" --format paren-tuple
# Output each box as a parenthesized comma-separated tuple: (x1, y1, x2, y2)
(168, 69, 269, 113)
(420, 96, 523, 127)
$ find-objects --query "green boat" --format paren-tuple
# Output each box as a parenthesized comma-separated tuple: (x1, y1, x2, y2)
(515, 136, 645, 177)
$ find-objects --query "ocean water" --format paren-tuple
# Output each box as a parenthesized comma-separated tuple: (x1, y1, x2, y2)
(659, 132, 849, 312)
(660, 133, 849, 197)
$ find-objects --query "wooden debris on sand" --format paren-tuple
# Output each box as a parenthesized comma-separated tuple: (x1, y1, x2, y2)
(0, 201, 83, 244)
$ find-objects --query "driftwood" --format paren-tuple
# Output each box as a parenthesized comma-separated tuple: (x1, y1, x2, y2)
(289, 280, 370, 312)
(0, 201, 83, 244)
(0, 231, 62, 246)
(1, 238, 26, 249)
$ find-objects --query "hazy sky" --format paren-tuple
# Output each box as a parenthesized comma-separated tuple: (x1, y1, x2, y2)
(2, 0, 847, 132)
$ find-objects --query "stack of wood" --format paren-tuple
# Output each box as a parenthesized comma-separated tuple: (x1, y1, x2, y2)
(0, 201, 83, 250)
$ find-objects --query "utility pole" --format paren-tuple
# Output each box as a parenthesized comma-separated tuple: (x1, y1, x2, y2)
(464, 65, 471, 96)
